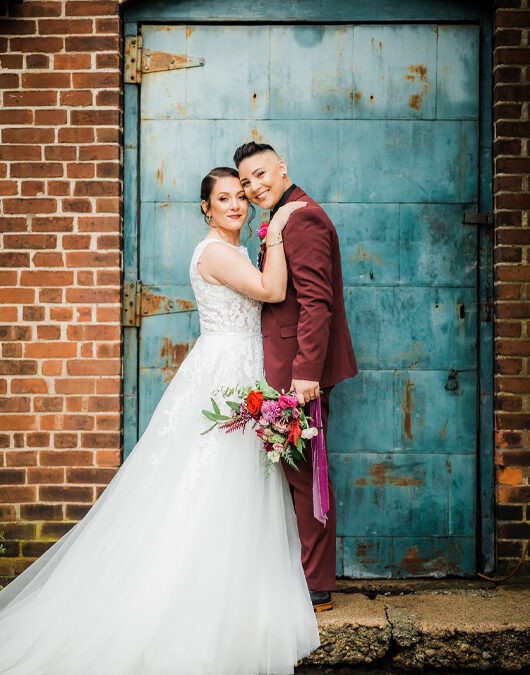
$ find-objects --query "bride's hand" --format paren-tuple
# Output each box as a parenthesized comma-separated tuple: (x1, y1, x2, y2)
(268, 201, 307, 233)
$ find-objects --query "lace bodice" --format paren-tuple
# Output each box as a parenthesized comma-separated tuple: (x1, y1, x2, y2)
(190, 239, 262, 335)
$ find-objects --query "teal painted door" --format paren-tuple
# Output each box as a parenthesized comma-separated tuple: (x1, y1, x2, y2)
(130, 22, 480, 577)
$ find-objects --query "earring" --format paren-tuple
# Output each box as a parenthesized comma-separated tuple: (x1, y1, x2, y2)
(204, 214, 211, 225)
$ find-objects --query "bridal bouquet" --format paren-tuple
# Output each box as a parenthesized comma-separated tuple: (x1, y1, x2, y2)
(202, 377, 319, 469)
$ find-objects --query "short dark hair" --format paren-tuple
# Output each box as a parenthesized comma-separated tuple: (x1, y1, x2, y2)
(233, 141, 277, 168)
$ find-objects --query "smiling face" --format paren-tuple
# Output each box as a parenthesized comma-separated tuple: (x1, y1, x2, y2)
(201, 176, 249, 234)
(237, 150, 289, 211)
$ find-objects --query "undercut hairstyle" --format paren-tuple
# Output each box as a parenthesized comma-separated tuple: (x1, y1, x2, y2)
(233, 141, 277, 168)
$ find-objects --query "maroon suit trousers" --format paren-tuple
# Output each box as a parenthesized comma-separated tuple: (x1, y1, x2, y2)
(281, 387, 336, 591)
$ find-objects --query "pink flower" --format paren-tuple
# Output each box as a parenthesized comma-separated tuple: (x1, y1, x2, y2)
(278, 393, 299, 409)
(272, 443, 283, 452)
(261, 399, 280, 423)
(258, 416, 268, 427)
(256, 429, 265, 439)
(272, 420, 290, 434)
(258, 223, 269, 239)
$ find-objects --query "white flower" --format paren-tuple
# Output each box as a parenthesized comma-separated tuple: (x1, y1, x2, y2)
(272, 443, 283, 452)
(263, 427, 273, 437)
(301, 427, 318, 439)
(269, 451, 281, 463)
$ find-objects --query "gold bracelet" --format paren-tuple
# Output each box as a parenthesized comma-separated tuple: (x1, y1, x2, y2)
(267, 239, 283, 247)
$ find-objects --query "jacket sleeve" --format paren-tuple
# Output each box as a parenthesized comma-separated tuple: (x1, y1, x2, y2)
(282, 207, 333, 382)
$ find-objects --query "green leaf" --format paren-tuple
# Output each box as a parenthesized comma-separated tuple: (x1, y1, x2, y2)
(226, 400, 241, 412)
(257, 377, 280, 399)
(202, 410, 230, 422)
(210, 397, 220, 415)
(200, 422, 218, 436)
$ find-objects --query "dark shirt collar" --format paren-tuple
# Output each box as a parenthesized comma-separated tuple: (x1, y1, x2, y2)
(270, 183, 297, 219)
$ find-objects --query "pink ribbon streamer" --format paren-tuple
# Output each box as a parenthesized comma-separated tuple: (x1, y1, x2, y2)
(310, 397, 329, 526)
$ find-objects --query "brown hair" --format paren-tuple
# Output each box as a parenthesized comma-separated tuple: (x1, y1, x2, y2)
(199, 166, 255, 236)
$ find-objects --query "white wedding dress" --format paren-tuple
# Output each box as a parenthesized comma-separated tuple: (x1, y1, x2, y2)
(0, 238, 320, 675)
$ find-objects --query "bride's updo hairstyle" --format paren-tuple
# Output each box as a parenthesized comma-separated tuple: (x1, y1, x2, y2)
(200, 166, 255, 235)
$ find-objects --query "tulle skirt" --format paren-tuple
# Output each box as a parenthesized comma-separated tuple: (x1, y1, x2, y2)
(0, 332, 320, 674)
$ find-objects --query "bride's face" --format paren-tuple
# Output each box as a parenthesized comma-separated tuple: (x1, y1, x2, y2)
(202, 176, 249, 233)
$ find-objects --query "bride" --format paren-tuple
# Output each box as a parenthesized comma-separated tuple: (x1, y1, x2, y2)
(0, 167, 320, 675)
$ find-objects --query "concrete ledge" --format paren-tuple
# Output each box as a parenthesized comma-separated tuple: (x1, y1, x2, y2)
(302, 582, 530, 671)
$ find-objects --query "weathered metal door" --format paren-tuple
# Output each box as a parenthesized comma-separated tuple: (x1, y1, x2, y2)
(124, 14, 491, 577)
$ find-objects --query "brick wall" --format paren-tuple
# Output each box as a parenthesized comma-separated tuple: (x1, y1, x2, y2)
(493, 0, 530, 575)
(0, 0, 123, 585)
(1, 0, 529, 584)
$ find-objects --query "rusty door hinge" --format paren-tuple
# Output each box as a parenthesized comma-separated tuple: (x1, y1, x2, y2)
(124, 35, 205, 84)
(462, 212, 494, 226)
(122, 280, 142, 326)
(122, 281, 196, 326)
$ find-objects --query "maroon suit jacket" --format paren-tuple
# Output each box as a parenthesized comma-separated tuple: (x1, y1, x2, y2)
(261, 186, 358, 392)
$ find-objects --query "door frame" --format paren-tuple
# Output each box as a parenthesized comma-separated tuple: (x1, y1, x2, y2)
(121, 0, 494, 575)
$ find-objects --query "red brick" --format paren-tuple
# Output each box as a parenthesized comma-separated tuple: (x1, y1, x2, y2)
(494, 28, 523, 47)
(20, 505, 63, 523)
(96, 414, 120, 430)
(63, 198, 93, 213)
(78, 144, 119, 161)
(0, 360, 37, 376)
(0, 73, 19, 89)
(95, 17, 119, 33)
(0, 397, 30, 413)
(37, 325, 61, 340)
(58, 127, 94, 143)
(65, 504, 91, 519)
(60, 90, 93, 106)
(0, 109, 32, 124)
(39, 18, 94, 34)
(77, 270, 94, 286)
(11, 379, 48, 394)
(81, 432, 120, 448)
(39, 288, 63, 302)
(54, 53, 92, 70)
(0, 469, 26, 485)
(22, 181, 46, 197)
(48, 181, 71, 197)
(78, 216, 119, 232)
(0, 415, 38, 431)
(26, 54, 50, 68)
(55, 378, 95, 394)
(4, 234, 57, 249)
(65, 35, 118, 52)
(96, 197, 120, 213)
(71, 109, 119, 126)
(96, 53, 119, 69)
(0, 325, 31, 340)
(2, 128, 55, 144)
(40, 414, 94, 431)
(21, 72, 71, 89)
(66, 467, 117, 483)
(12, 2, 63, 18)
(41, 360, 63, 376)
(0, 54, 24, 68)
(66, 163, 95, 179)
(496, 266, 530, 282)
(96, 450, 120, 467)
(50, 307, 73, 321)
(96, 306, 120, 322)
(66, 251, 120, 267)
(25, 342, 77, 358)
(32, 252, 64, 266)
(4, 198, 57, 214)
(72, 72, 119, 89)
(10, 36, 63, 52)
(62, 234, 91, 250)
(0, 270, 17, 285)
(0, 145, 41, 161)
(496, 484, 530, 503)
(0, 252, 30, 268)
(32, 216, 74, 232)
(27, 467, 65, 484)
(26, 432, 50, 447)
(65, 1, 118, 16)
(96, 162, 120, 178)
(3, 90, 57, 107)
(66, 360, 120, 377)
(0, 216, 27, 233)
(20, 270, 73, 286)
(97, 270, 120, 285)
(34, 109, 68, 125)
(3, 343, 22, 358)
(0, 288, 34, 303)
(39, 485, 93, 502)
(66, 288, 119, 303)
(0, 20, 37, 35)
(0, 486, 37, 503)
(5, 450, 38, 467)
(40, 450, 92, 466)
(0, 180, 18, 196)
(67, 325, 119, 341)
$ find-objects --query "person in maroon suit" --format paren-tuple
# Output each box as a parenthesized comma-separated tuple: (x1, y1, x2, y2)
(235, 142, 358, 611)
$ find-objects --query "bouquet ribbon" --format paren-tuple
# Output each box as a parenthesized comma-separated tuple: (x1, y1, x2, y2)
(310, 397, 329, 526)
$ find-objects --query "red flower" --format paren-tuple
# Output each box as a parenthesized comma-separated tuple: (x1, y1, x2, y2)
(246, 390, 264, 417)
(287, 419, 301, 446)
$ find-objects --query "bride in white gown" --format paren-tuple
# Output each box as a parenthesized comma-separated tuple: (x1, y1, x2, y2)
(0, 167, 320, 674)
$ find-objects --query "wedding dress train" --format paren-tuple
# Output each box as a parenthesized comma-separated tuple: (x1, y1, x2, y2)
(0, 238, 320, 675)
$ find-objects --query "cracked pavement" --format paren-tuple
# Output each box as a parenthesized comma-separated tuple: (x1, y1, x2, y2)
(300, 581, 530, 671)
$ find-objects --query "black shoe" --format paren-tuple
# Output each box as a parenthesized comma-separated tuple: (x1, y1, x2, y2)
(309, 590, 333, 612)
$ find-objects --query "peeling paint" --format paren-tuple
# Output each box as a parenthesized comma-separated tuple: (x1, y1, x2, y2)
(160, 338, 191, 383)
(402, 379, 415, 440)
(356, 463, 423, 487)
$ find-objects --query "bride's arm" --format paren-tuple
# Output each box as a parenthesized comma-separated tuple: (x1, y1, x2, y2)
(198, 202, 305, 303)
